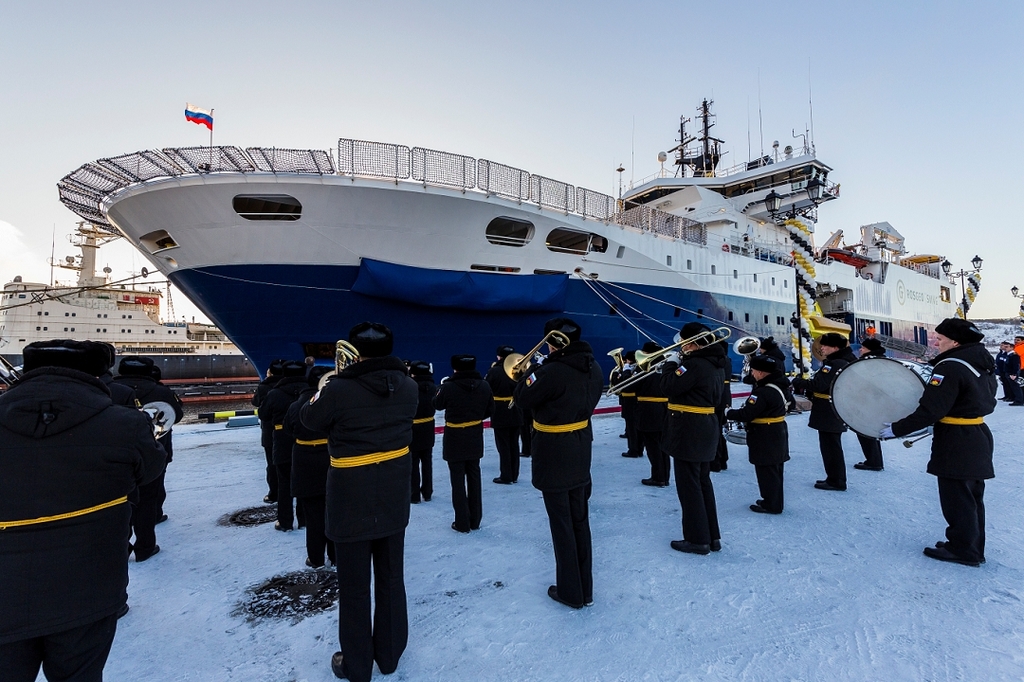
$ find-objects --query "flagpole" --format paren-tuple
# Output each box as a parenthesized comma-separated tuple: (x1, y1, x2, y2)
(209, 108, 214, 168)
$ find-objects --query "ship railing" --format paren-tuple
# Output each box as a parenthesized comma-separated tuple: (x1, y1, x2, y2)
(897, 261, 940, 279)
(609, 205, 707, 245)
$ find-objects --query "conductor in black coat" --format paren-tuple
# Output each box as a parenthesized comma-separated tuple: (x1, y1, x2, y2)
(408, 361, 437, 503)
(300, 322, 418, 682)
(0, 341, 165, 681)
(263, 361, 309, 531)
(852, 338, 886, 471)
(726, 355, 791, 514)
(791, 333, 856, 491)
(660, 322, 726, 555)
(284, 366, 335, 568)
(253, 360, 284, 503)
(433, 355, 494, 532)
(114, 355, 183, 561)
(513, 318, 604, 609)
(485, 346, 523, 484)
(888, 319, 997, 566)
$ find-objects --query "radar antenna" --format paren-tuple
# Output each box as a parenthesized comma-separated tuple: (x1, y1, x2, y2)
(672, 99, 724, 177)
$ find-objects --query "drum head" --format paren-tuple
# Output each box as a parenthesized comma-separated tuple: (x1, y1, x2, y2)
(832, 357, 925, 438)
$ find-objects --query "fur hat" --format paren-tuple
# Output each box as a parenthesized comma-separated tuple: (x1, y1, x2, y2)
(496, 345, 515, 359)
(348, 322, 394, 358)
(935, 318, 984, 345)
(307, 366, 332, 387)
(760, 336, 778, 351)
(451, 354, 476, 372)
(409, 360, 432, 377)
(818, 333, 849, 349)
(641, 341, 662, 354)
(23, 340, 110, 377)
(543, 317, 581, 343)
(861, 337, 885, 356)
(118, 355, 156, 377)
(267, 360, 285, 376)
(749, 355, 780, 373)
(280, 360, 307, 377)
(624, 350, 637, 363)
(679, 322, 711, 344)
(149, 365, 163, 381)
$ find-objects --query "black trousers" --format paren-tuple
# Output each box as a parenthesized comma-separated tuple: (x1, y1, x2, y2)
(542, 484, 593, 606)
(937, 477, 986, 562)
(335, 531, 408, 682)
(0, 613, 117, 682)
(492, 426, 521, 482)
(673, 459, 720, 545)
(130, 471, 164, 554)
(1008, 378, 1024, 404)
(638, 430, 669, 482)
(754, 463, 785, 513)
(263, 442, 278, 501)
(297, 494, 335, 567)
(410, 447, 433, 502)
(448, 459, 482, 531)
(275, 463, 305, 529)
(818, 431, 847, 488)
(623, 409, 642, 456)
(856, 434, 884, 469)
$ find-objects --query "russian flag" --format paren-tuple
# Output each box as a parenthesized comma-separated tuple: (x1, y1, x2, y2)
(184, 103, 213, 130)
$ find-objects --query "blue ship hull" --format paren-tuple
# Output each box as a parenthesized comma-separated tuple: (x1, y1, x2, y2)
(170, 262, 796, 379)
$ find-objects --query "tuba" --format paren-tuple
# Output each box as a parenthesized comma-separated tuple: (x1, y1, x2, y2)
(142, 401, 176, 439)
(503, 330, 571, 381)
(607, 327, 731, 395)
(606, 347, 626, 384)
(317, 340, 361, 390)
(732, 336, 761, 377)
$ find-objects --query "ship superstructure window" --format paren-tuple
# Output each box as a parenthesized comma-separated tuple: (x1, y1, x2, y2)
(667, 256, 672, 266)
(485, 217, 534, 247)
(753, 274, 758, 282)
(545, 228, 608, 255)
(711, 265, 717, 275)
(616, 246, 625, 258)
(233, 194, 302, 221)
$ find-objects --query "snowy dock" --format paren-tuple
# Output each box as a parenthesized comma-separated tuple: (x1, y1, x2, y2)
(105, 402, 1024, 681)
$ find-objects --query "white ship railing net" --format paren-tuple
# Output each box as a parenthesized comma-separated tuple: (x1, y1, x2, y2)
(57, 139, 706, 247)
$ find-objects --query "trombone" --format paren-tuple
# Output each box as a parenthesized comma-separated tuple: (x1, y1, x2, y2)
(504, 330, 570, 381)
(317, 339, 361, 390)
(607, 327, 731, 395)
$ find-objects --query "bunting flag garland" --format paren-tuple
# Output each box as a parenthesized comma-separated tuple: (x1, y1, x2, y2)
(955, 272, 981, 319)
(785, 217, 816, 378)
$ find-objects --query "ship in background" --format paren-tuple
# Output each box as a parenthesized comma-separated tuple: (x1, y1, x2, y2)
(51, 100, 957, 377)
(0, 223, 255, 380)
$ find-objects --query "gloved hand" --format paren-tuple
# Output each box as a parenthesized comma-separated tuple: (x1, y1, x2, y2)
(878, 423, 895, 440)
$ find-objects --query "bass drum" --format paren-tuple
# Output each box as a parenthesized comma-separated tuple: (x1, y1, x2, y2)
(831, 357, 928, 439)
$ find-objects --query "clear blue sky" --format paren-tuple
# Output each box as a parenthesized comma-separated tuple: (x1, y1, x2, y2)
(1, 1, 1020, 320)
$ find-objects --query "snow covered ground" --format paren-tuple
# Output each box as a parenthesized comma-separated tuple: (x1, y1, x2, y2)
(94, 396, 1024, 682)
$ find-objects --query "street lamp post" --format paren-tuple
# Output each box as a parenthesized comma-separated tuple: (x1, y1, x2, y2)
(1012, 286, 1024, 332)
(941, 256, 983, 318)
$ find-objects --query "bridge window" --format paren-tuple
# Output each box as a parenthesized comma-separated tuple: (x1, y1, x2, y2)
(233, 194, 302, 221)
(485, 217, 534, 247)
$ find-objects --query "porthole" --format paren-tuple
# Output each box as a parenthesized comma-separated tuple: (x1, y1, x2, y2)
(233, 195, 302, 221)
(546, 227, 608, 255)
(485, 217, 534, 247)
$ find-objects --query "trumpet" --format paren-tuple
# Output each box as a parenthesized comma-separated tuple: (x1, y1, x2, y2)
(504, 330, 570, 381)
(607, 326, 731, 395)
(318, 339, 361, 390)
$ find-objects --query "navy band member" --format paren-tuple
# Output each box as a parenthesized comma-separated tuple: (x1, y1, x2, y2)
(485, 346, 523, 484)
(725, 355, 791, 514)
(633, 342, 670, 487)
(513, 318, 603, 609)
(285, 366, 336, 569)
(660, 322, 726, 555)
(263, 360, 310, 531)
(253, 360, 285, 503)
(886, 318, 997, 567)
(408, 361, 437, 503)
(114, 355, 183, 560)
(614, 350, 643, 458)
(0, 340, 165, 681)
(301, 322, 418, 682)
(433, 354, 494, 532)
(852, 338, 886, 471)
(792, 332, 856, 491)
